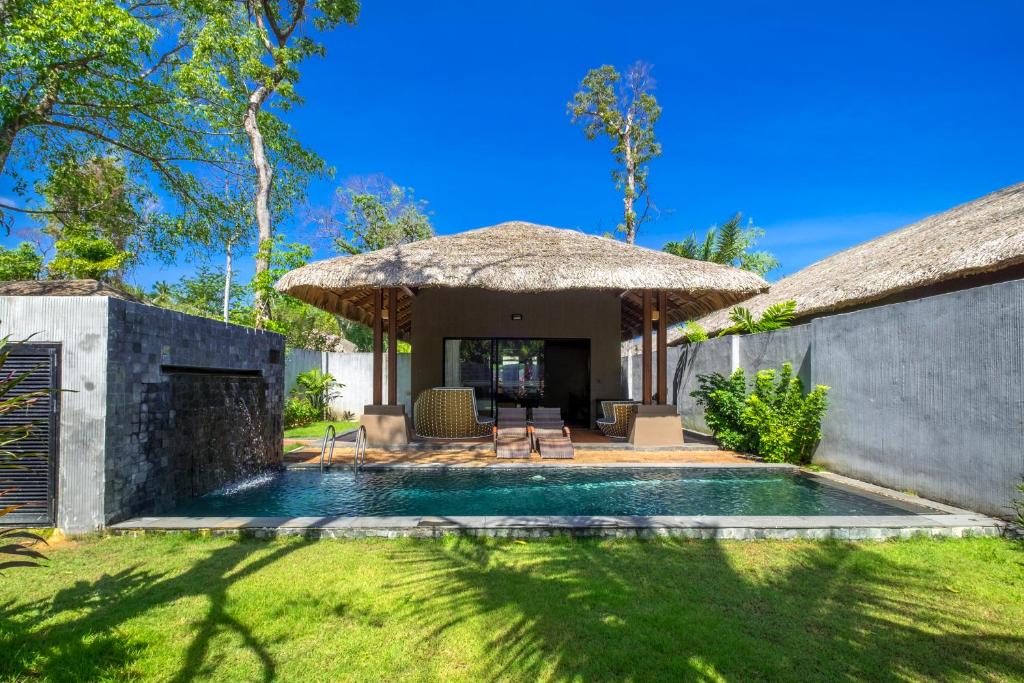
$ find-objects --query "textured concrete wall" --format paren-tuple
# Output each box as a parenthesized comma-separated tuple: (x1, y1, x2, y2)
(811, 280, 1024, 518)
(104, 300, 285, 524)
(0, 297, 109, 533)
(411, 289, 622, 423)
(670, 278, 1024, 517)
(286, 349, 412, 416)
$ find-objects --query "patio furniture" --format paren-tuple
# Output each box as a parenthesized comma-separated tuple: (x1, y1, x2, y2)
(413, 387, 494, 439)
(536, 435, 574, 459)
(496, 406, 528, 427)
(596, 401, 638, 439)
(495, 435, 531, 458)
(528, 407, 568, 451)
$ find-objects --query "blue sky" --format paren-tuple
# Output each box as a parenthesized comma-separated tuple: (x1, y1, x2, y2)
(4, 0, 1022, 288)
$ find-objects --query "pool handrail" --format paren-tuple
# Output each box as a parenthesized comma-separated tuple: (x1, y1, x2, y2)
(319, 424, 337, 472)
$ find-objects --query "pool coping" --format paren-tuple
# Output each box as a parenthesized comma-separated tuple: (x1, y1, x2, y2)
(109, 465, 1008, 540)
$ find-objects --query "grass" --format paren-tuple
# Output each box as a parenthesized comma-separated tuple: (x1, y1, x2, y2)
(1, 536, 1022, 682)
(283, 419, 358, 439)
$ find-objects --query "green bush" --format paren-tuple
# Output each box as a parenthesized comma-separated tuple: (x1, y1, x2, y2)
(692, 362, 829, 464)
(284, 397, 320, 429)
(1014, 481, 1024, 528)
(292, 369, 342, 420)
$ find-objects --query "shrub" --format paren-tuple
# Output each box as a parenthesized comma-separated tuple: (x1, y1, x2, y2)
(692, 362, 829, 464)
(284, 397, 320, 429)
(292, 369, 342, 420)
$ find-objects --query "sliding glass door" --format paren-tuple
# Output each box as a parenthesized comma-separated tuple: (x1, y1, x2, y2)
(442, 338, 589, 423)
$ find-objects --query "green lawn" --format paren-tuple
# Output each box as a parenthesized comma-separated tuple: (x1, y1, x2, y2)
(1, 536, 1022, 682)
(283, 420, 358, 439)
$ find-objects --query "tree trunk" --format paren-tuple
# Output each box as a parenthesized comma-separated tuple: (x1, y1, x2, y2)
(243, 87, 274, 328)
(223, 239, 233, 323)
(0, 115, 21, 179)
(623, 147, 636, 244)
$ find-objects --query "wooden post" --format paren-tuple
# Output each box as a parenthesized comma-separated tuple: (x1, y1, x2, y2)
(387, 287, 398, 405)
(657, 290, 667, 405)
(642, 289, 652, 405)
(372, 288, 383, 405)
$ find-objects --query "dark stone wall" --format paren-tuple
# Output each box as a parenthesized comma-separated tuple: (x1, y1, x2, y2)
(103, 300, 284, 523)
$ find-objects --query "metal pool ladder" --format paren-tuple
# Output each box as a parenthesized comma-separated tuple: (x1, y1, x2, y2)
(353, 425, 367, 471)
(318, 424, 337, 472)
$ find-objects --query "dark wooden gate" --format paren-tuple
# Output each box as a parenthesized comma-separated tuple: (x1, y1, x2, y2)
(0, 344, 59, 526)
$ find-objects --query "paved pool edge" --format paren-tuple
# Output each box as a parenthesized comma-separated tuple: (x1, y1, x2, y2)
(108, 514, 1005, 540)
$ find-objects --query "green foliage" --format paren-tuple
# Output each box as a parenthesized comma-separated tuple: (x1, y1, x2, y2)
(291, 369, 342, 421)
(315, 175, 434, 255)
(568, 62, 661, 243)
(0, 0, 232, 244)
(691, 362, 829, 463)
(40, 155, 148, 282)
(664, 213, 780, 276)
(719, 300, 797, 336)
(0, 243, 43, 281)
(149, 266, 245, 320)
(0, 332, 49, 570)
(283, 396, 320, 429)
(682, 321, 709, 344)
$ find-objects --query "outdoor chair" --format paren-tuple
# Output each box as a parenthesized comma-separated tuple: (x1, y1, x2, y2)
(528, 407, 569, 451)
(535, 434, 574, 459)
(596, 401, 638, 439)
(493, 406, 530, 457)
(413, 387, 494, 439)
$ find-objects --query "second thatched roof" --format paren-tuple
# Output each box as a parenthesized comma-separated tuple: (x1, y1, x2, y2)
(675, 182, 1024, 340)
(276, 221, 767, 340)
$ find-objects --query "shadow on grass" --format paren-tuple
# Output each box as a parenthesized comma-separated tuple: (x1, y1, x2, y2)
(0, 536, 1021, 681)
(382, 537, 1024, 681)
(0, 538, 304, 682)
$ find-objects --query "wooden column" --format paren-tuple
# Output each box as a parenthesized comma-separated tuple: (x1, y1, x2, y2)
(387, 287, 398, 405)
(657, 290, 668, 405)
(642, 289, 653, 405)
(372, 288, 383, 405)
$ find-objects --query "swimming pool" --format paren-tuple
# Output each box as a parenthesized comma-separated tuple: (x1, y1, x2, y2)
(169, 467, 935, 518)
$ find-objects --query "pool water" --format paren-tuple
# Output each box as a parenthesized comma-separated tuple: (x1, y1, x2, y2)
(170, 467, 929, 518)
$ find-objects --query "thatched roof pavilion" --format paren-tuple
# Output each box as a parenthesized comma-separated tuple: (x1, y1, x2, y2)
(276, 221, 767, 341)
(675, 182, 1024, 340)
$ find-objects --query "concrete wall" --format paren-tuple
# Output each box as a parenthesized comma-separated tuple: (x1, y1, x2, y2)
(411, 289, 622, 422)
(285, 349, 412, 416)
(0, 297, 109, 533)
(670, 278, 1024, 518)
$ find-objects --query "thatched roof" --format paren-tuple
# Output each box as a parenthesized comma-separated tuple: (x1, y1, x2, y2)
(0, 279, 146, 303)
(276, 221, 767, 340)
(675, 182, 1024, 340)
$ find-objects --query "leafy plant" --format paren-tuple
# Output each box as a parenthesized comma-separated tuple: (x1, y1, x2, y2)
(690, 369, 750, 453)
(664, 213, 780, 276)
(720, 300, 797, 336)
(682, 321, 709, 344)
(291, 370, 343, 421)
(0, 333, 50, 571)
(283, 397, 320, 429)
(692, 362, 829, 464)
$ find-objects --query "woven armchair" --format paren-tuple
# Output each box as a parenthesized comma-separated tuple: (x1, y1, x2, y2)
(413, 387, 494, 439)
(596, 401, 637, 439)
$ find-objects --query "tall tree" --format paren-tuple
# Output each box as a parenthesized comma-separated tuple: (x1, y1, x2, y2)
(181, 0, 359, 329)
(0, 0, 229, 238)
(41, 155, 152, 282)
(311, 175, 434, 254)
(664, 213, 780, 276)
(569, 62, 662, 244)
